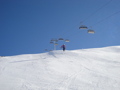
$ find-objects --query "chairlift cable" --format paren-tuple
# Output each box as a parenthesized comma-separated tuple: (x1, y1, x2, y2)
(81, 0, 113, 23)
(92, 10, 120, 26)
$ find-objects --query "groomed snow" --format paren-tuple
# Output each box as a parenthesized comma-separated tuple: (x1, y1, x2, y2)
(0, 46, 120, 90)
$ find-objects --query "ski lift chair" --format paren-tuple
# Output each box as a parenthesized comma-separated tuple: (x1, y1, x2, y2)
(51, 39, 55, 41)
(51, 39, 58, 42)
(87, 30, 95, 34)
(65, 39, 70, 42)
(58, 38, 64, 40)
(79, 25, 88, 29)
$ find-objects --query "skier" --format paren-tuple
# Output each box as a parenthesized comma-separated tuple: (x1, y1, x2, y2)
(61, 44, 66, 51)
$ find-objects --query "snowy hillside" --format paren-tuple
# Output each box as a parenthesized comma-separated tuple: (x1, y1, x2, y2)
(0, 46, 120, 90)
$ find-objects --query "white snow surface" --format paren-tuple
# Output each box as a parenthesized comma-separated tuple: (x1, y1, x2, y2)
(0, 46, 120, 90)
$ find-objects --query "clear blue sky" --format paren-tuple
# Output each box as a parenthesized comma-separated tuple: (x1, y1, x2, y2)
(0, 0, 120, 56)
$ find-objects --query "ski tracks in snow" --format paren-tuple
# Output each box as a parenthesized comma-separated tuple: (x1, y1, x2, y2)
(52, 73, 78, 90)
(0, 58, 8, 76)
(0, 65, 5, 75)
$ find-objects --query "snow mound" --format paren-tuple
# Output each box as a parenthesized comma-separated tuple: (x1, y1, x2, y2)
(0, 46, 120, 90)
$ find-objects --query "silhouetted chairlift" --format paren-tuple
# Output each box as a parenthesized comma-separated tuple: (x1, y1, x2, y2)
(51, 39, 55, 41)
(87, 29, 95, 34)
(58, 38, 64, 40)
(65, 39, 70, 42)
(79, 25, 88, 29)
(51, 39, 58, 42)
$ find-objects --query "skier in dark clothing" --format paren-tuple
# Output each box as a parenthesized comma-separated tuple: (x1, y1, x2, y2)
(61, 44, 66, 51)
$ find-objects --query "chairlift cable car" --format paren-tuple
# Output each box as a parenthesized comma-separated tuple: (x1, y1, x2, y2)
(87, 29, 95, 34)
(87, 26, 95, 34)
(51, 39, 57, 41)
(58, 38, 64, 40)
(79, 25, 88, 29)
(65, 39, 70, 42)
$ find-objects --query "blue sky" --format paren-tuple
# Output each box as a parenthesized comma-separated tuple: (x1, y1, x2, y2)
(0, 0, 120, 56)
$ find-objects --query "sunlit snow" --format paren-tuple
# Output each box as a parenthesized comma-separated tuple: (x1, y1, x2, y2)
(0, 46, 120, 90)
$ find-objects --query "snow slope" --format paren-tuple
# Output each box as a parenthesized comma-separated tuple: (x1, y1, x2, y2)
(0, 46, 120, 90)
